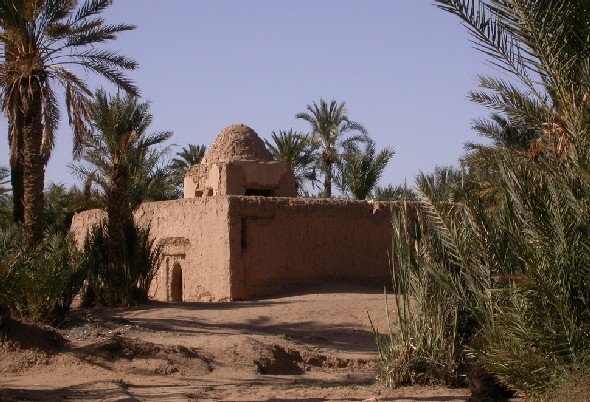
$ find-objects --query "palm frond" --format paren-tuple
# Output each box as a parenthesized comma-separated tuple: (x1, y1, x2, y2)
(72, 0, 112, 22)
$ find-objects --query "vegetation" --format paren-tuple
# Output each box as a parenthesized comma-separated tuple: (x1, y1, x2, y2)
(0, 0, 138, 248)
(45, 183, 101, 234)
(72, 89, 173, 212)
(337, 140, 395, 200)
(375, 203, 467, 387)
(0, 166, 11, 227)
(0, 226, 86, 325)
(415, 165, 472, 203)
(81, 220, 161, 307)
(72, 90, 169, 306)
(296, 99, 369, 197)
(376, 0, 590, 400)
(168, 144, 207, 197)
(264, 129, 317, 195)
(373, 184, 417, 201)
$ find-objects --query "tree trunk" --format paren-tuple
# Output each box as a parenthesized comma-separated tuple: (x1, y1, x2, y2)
(105, 164, 133, 305)
(6, 46, 25, 224)
(323, 163, 332, 198)
(106, 164, 133, 246)
(10, 148, 24, 224)
(21, 76, 45, 249)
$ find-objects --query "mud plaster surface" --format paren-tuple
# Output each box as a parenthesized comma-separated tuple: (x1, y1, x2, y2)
(201, 124, 274, 164)
(0, 284, 471, 401)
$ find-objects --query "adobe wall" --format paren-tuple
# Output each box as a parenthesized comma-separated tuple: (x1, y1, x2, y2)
(184, 161, 296, 198)
(133, 198, 232, 302)
(225, 197, 396, 299)
(71, 196, 408, 302)
(71, 197, 233, 302)
(70, 208, 107, 247)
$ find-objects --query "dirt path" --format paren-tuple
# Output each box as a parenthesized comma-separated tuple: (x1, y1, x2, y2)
(0, 284, 469, 401)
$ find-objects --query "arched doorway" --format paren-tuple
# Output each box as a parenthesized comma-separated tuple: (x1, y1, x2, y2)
(170, 262, 183, 302)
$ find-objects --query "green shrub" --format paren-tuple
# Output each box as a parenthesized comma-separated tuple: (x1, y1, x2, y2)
(82, 220, 162, 307)
(377, 155, 590, 398)
(375, 1, 590, 398)
(0, 225, 86, 325)
(374, 201, 479, 388)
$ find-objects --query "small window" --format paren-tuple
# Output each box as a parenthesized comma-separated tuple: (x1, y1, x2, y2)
(245, 189, 273, 196)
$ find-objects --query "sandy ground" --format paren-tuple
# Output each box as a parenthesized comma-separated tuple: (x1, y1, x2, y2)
(0, 284, 470, 401)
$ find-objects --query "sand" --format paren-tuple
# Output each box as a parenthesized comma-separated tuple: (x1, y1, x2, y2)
(0, 284, 470, 401)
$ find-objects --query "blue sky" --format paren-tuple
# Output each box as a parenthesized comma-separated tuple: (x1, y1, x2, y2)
(2, 1, 497, 190)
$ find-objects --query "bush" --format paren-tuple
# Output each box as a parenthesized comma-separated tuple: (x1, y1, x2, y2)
(374, 202, 474, 388)
(82, 220, 162, 307)
(0, 225, 87, 326)
(377, 155, 590, 399)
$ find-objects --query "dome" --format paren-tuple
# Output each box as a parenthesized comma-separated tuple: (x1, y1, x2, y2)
(201, 124, 274, 164)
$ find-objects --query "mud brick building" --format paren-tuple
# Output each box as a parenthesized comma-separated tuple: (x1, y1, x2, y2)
(71, 124, 395, 302)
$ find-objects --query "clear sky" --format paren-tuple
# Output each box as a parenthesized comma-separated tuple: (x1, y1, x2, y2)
(2, 0, 497, 190)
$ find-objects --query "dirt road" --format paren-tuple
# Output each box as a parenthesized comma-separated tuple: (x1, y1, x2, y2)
(1, 284, 469, 401)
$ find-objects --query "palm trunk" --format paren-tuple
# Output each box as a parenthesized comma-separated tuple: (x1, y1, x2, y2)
(106, 164, 133, 245)
(20, 76, 45, 249)
(324, 163, 332, 198)
(6, 46, 25, 224)
(105, 164, 133, 305)
(5, 45, 25, 224)
(10, 146, 24, 224)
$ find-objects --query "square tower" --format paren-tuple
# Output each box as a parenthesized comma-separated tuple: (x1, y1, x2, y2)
(184, 124, 297, 198)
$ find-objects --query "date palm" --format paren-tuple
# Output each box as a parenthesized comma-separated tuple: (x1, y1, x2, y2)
(169, 144, 207, 196)
(72, 89, 172, 225)
(374, 183, 417, 201)
(415, 165, 472, 203)
(296, 99, 368, 197)
(0, 165, 10, 226)
(264, 129, 316, 195)
(337, 141, 394, 200)
(0, 0, 138, 248)
(382, 0, 590, 396)
(462, 113, 540, 208)
(72, 90, 170, 306)
(437, 0, 590, 160)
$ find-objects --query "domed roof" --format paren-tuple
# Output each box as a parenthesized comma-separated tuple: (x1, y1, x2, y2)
(201, 124, 274, 164)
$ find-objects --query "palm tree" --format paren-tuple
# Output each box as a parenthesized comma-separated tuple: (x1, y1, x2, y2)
(296, 99, 369, 197)
(337, 141, 394, 200)
(0, 166, 9, 203)
(168, 144, 207, 197)
(72, 90, 169, 306)
(436, 0, 589, 162)
(381, 1, 590, 396)
(0, 166, 11, 227)
(461, 113, 541, 209)
(72, 90, 172, 249)
(264, 129, 316, 195)
(374, 183, 418, 201)
(44, 182, 101, 234)
(415, 165, 471, 203)
(0, 0, 138, 248)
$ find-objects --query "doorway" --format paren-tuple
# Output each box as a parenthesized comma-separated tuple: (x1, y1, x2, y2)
(170, 262, 183, 302)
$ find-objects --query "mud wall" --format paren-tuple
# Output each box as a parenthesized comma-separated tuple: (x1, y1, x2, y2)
(134, 198, 232, 302)
(71, 196, 404, 302)
(226, 197, 396, 300)
(71, 198, 233, 302)
(184, 161, 296, 198)
(69, 208, 106, 247)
